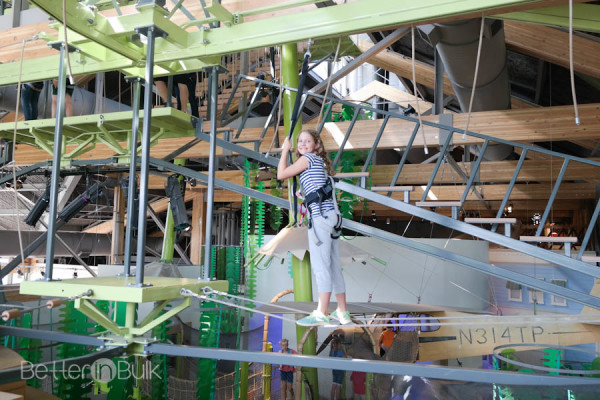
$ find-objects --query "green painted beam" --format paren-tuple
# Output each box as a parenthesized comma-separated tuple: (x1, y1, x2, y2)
(0, 0, 552, 86)
(493, 4, 600, 32)
(205, 0, 234, 25)
(20, 276, 229, 303)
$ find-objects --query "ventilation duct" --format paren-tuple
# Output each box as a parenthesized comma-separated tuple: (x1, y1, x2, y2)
(420, 18, 513, 160)
(0, 82, 130, 118)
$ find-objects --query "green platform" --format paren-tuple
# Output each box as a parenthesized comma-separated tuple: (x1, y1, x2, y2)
(20, 276, 228, 303)
(0, 107, 195, 160)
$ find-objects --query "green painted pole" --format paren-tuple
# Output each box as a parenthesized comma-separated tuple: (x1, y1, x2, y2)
(240, 362, 249, 400)
(281, 42, 319, 398)
(161, 158, 186, 262)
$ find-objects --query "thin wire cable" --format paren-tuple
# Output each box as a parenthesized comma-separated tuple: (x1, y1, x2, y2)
(186, 288, 600, 327)
(62, 0, 75, 85)
(411, 25, 429, 155)
(462, 13, 485, 140)
(12, 39, 27, 271)
(315, 36, 341, 129)
(568, 0, 580, 125)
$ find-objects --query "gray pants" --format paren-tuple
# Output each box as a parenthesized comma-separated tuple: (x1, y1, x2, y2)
(308, 209, 345, 294)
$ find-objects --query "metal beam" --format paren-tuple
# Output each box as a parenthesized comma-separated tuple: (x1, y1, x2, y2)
(0, 0, 557, 85)
(311, 28, 409, 94)
(149, 158, 289, 209)
(335, 180, 600, 279)
(147, 204, 192, 265)
(343, 219, 600, 310)
(146, 343, 600, 386)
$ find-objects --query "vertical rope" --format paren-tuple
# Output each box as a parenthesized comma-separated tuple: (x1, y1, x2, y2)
(462, 13, 485, 140)
(568, 0, 581, 125)
(411, 26, 429, 155)
(62, 0, 75, 84)
(12, 39, 27, 274)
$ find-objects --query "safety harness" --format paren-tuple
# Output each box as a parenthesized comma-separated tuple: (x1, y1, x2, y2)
(303, 176, 343, 241)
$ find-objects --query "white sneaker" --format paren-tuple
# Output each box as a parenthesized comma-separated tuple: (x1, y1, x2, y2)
(329, 309, 351, 325)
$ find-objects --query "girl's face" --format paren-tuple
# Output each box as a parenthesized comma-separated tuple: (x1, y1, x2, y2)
(297, 132, 317, 155)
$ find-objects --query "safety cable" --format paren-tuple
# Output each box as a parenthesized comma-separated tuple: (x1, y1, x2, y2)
(62, 0, 76, 85)
(410, 26, 429, 155)
(462, 13, 485, 140)
(181, 287, 600, 328)
(568, 0, 581, 125)
(1, 289, 93, 322)
(11, 37, 35, 274)
(181, 288, 298, 324)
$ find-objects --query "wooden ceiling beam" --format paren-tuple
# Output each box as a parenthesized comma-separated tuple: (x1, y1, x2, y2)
(13, 103, 600, 164)
(504, 20, 600, 79)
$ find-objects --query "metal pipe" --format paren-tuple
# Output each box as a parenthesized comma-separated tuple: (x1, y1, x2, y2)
(578, 197, 600, 259)
(202, 66, 219, 280)
(124, 78, 141, 276)
(135, 26, 157, 286)
(44, 44, 68, 281)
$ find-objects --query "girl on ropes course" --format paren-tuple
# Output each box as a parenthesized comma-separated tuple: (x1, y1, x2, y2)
(277, 129, 350, 326)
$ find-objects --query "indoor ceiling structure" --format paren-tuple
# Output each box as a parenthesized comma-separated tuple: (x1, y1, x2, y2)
(0, 0, 597, 245)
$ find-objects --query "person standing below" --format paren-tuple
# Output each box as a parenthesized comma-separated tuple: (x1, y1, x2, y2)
(350, 370, 366, 400)
(20, 81, 43, 120)
(277, 129, 350, 326)
(330, 339, 345, 400)
(278, 339, 296, 400)
(379, 326, 396, 357)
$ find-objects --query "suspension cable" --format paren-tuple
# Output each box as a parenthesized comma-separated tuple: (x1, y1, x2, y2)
(181, 287, 600, 328)
(462, 13, 485, 140)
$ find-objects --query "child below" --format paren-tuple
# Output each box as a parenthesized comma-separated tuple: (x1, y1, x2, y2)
(277, 129, 350, 326)
(278, 339, 296, 400)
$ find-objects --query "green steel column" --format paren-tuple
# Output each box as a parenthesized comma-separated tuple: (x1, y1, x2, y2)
(240, 361, 249, 400)
(281, 42, 319, 398)
(161, 158, 186, 262)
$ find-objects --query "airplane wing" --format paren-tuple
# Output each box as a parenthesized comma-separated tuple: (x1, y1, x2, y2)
(257, 301, 489, 315)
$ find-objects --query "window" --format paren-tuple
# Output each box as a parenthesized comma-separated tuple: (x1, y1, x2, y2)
(506, 281, 522, 302)
(528, 278, 545, 305)
(550, 279, 567, 306)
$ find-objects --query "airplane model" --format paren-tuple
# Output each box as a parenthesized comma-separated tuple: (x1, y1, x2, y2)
(260, 280, 600, 364)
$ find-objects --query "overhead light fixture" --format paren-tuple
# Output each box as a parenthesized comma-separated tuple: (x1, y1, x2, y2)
(532, 212, 541, 226)
(371, 210, 377, 222)
(507, 202, 513, 214)
(386, 217, 390, 225)
(165, 175, 190, 231)
(24, 183, 51, 226)
(59, 182, 103, 222)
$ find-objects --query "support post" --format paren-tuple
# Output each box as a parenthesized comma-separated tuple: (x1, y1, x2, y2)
(135, 25, 160, 286)
(124, 78, 142, 276)
(44, 43, 68, 281)
(202, 66, 220, 279)
(191, 191, 207, 265)
(281, 42, 318, 397)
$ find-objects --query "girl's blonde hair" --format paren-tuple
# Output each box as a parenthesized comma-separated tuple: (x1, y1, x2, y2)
(295, 129, 334, 176)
